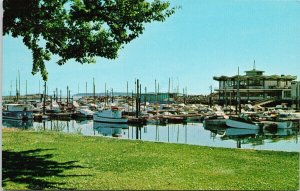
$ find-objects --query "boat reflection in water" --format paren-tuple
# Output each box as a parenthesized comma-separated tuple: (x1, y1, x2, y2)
(204, 123, 299, 149)
(93, 122, 129, 137)
(2, 119, 34, 129)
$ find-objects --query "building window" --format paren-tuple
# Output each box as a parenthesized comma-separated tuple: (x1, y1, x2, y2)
(284, 91, 291, 98)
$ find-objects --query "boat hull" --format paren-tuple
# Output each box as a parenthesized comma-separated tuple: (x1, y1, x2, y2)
(226, 119, 260, 130)
(93, 115, 128, 124)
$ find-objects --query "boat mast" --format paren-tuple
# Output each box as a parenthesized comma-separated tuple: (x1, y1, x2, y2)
(93, 77, 95, 105)
(168, 77, 170, 103)
(237, 66, 241, 114)
(25, 80, 27, 103)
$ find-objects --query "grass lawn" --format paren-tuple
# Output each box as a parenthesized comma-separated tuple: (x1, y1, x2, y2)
(2, 128, 299, 190)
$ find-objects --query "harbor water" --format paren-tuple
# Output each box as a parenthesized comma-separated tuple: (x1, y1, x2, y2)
(2, 119, 299, 152)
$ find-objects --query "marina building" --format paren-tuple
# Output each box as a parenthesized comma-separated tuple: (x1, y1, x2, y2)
(213, 66, 297, 105)
(291, 81, 300, 109)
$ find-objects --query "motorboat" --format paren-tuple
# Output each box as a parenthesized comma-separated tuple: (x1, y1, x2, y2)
(93, 106, 128, 124)
(226, 116, 261, 130)
(46, 101, 61, 113)
(74, 106, 94, 119)
(2, 104, 34, 120)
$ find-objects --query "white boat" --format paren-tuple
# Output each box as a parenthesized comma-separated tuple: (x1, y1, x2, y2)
(93, 107, 128, 124)
(79, 108, 94, 118)
(46, 101, 61, 113)
(226, 116, 261, 130)
(75, 106, 94, 118)
(2, 104, 34, 120)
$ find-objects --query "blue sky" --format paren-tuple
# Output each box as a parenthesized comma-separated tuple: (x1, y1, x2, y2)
(2, 0, 300, 96)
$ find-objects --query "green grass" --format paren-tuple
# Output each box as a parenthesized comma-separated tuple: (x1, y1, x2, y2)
(2, 128, 299, 190)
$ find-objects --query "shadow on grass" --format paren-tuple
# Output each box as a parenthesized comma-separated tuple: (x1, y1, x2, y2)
(3, 148, 89, 190)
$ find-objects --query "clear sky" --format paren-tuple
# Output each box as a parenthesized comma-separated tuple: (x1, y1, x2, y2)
(2, 0, 300, 96)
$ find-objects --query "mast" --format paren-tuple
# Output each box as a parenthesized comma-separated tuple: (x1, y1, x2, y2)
(15, 77, 18, 101)
(136, 79, 139, 118)
(105, 82, 107, 106)
(85, 81, 87, 98)
(168, 77, 170, 103)
(93, 77, 95, 104)
(25, 80, 27, 103)
(18, 70, 20, 97)
(10, 80, 12, 97)
(237, 66, 241, 114)
(126, 81, 128, 97)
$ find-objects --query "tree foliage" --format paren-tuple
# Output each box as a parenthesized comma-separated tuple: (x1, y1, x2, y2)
(3, 0, 176, 81)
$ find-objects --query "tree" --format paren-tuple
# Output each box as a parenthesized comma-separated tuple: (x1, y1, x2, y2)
(3, 0, 176, 81)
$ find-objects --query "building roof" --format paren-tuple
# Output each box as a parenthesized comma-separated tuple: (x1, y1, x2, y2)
(214, 65, 297, 81)
(213, 74, 297, 81)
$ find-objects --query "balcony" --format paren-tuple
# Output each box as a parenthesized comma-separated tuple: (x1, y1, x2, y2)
(218, 85, 291, 91)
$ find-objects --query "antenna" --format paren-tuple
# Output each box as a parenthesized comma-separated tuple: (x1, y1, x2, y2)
(253, 60, 256, 70)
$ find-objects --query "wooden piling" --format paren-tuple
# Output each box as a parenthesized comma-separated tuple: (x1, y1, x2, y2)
(136, 79, 139, 118)
(111, 88, 114, 103)
(139, 83, 141, 115)
(67, 86, 69, 106)
(56, 88, 58, 102)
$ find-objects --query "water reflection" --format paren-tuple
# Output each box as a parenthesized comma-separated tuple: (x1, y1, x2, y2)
(204, 123, 299, 149)
(2, 119, 33, 129)
(93, 122, 128, 137)
(2, 119, 299, 152)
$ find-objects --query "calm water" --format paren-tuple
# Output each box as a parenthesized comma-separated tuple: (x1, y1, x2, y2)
(2, 119, 300, 152)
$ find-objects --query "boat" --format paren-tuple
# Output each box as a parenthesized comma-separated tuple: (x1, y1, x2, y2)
(46, 101, 61, 113)
(225, 116, 261, 130)
(74, 106, 94, 119)
(2, 104, 34, 120)
(93, 106, 128, 124)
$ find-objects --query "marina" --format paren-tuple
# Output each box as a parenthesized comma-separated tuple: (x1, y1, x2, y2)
(2, 72, 300, 153)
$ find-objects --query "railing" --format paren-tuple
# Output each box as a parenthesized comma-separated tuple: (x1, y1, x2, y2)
(217, 86, 291, 91)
